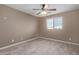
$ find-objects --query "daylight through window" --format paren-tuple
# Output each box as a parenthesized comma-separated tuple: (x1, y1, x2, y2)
(47, 16, 62, 29)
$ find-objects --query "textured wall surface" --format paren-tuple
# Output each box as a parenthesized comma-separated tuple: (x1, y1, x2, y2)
(39, 10, 79, 44)
(0, 4, 79, 48)
(0, 5, 39, 47)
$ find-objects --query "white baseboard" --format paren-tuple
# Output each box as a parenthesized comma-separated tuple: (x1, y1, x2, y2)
(0, 36, 79, 50)
(39, 37, 79, 46)
(0, 37, 39, 50)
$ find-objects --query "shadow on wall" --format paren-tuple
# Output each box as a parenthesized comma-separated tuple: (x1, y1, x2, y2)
(0, 5, 39, 47)
(39, 10, 79, 44)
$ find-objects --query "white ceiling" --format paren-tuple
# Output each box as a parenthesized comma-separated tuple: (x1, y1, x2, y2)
(5, 4, 79, 17)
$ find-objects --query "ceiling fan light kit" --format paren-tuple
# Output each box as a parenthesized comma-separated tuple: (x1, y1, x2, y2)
(33, 4, 56, 16)
(41, 11, 47, 15)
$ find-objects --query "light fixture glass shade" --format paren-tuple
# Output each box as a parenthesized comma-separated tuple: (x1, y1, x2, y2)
(41, 11, 47, 15)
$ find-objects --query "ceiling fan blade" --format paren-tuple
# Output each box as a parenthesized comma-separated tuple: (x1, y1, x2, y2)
(47, 9, 56, 11)
(33, 9, 41, 10)
(36, 12, 41, 15)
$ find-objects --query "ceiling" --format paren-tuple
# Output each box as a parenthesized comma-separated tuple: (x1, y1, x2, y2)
(5, 4, 79, 17)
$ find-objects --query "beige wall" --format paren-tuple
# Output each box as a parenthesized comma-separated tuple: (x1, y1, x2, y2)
(0, 5, 39, 47)
(0, 4, 79, 48)
(39, 10, 79, 44)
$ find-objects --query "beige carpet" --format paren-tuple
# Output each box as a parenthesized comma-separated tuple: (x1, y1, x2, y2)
(0, 38, 79, 55)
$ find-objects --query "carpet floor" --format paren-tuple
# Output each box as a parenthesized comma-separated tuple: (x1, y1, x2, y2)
(0, 38, 79, 55)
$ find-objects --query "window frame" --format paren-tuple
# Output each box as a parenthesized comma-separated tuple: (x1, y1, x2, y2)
(47, 16, 63, 30)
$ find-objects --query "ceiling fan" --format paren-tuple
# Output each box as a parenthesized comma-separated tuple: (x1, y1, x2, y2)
(33, 4, 56, 15)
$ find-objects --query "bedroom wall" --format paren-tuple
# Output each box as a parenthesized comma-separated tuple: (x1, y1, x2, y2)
(0, 5, 39, 47)
(39, 10, 79, 44)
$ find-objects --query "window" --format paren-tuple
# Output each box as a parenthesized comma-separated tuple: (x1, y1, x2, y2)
(47, 19, 53, 29)
(47, 16, 62, 29)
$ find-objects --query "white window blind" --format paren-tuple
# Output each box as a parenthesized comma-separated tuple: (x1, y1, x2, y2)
(47, 16, 62, 29)
(47, 19, 53, 29)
